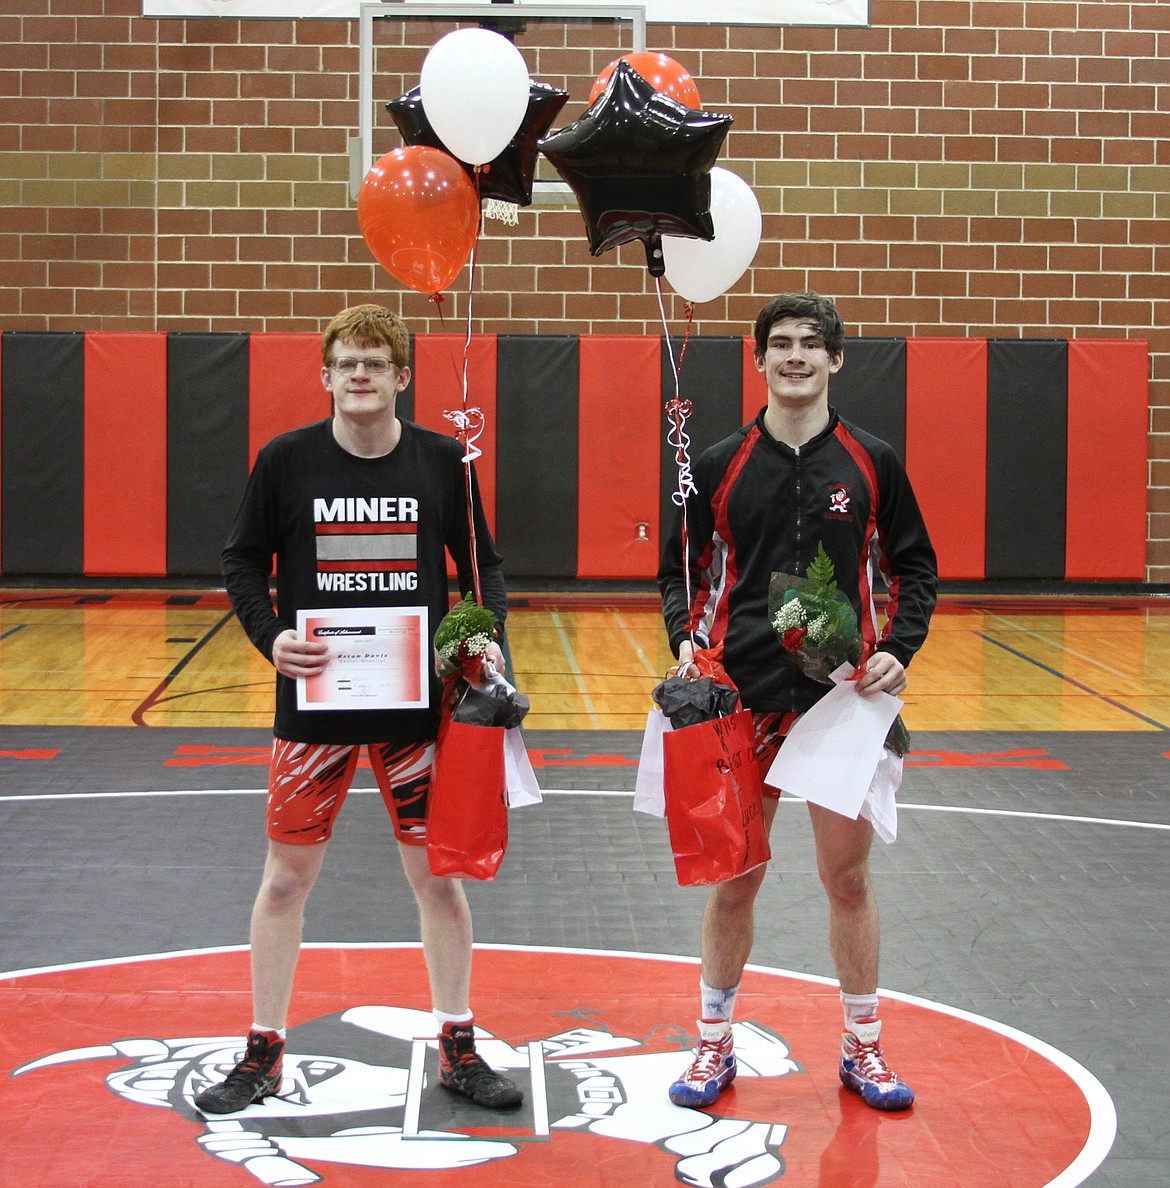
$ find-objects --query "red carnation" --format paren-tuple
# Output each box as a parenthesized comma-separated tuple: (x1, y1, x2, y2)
(782, 627, 807, 651)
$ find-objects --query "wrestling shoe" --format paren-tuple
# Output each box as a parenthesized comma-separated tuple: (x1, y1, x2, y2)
(437, 1020, 524, 1110)
(839, 1020, 915, 1111)
(195, 1028, 285, 1114)
(668, 1020, 736, 1108)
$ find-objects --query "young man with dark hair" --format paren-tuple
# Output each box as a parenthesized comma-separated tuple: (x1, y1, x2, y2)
(196, 304, 522, 1116)
(659, 292, 937, 1112)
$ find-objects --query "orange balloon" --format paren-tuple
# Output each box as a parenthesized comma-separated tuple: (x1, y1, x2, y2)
(357, 145, 480, 296)
(589, 51, 701, 109)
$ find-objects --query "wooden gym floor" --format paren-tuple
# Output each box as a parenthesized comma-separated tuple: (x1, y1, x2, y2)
(1, 587, 1168, 732)
(1, 586, 1167, 1186)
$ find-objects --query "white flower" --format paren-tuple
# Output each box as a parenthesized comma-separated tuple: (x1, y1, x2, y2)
(806, 613, 831, 643)
(773, 599, 807, 632)
(462, 632, 491, 657)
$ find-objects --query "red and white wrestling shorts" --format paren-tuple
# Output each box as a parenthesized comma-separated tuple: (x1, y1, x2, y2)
(752, 710, 800, 799)
(265, 738, 434, 846)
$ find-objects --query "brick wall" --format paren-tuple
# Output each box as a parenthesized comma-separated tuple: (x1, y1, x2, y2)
(2, 0, 1168, 578)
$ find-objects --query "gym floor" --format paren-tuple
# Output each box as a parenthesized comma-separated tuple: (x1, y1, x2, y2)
(1, 588, 1166, 1186)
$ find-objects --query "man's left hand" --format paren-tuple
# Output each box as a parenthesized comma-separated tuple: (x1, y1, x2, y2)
(855, 651, 907, 696)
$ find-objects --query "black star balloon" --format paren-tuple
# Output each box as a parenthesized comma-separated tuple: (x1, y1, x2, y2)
(386, 81, 569, 207)
(538, 58, 733, 275)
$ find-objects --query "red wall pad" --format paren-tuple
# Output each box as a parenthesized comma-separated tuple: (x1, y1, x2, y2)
(411, 335, 499, 531)
(1065, 339, 1148, 580)
(578, 336, 661, 579)
(905, 338, 988, 581)
(248, 333, 326, 467)
(741, 336, 763, 425)
(84, 333, 168, 576)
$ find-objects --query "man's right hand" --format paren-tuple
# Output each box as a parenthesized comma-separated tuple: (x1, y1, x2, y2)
(271, 629, 330, 679)
(667, 639, 699, 680)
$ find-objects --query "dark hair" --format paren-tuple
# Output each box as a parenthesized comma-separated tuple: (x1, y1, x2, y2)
(322, 304, 410, 368)
(753, 292, 845, 360)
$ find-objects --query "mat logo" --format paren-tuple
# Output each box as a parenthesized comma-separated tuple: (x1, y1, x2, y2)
(13, 1007, 800, 1187)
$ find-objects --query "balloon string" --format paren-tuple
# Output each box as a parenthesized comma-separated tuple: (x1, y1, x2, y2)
(656, 276, 697, 651)
(444, 168, 487, 608)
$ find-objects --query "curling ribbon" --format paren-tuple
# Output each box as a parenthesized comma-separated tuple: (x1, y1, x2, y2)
(443, 406, 485, 464)
(665, 396, 697, 508)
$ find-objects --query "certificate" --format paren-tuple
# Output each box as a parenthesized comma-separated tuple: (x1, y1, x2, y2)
(296, 606, 429, 711)
(765, 664, 903, 821)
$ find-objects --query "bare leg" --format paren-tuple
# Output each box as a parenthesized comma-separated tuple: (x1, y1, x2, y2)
(249, 839, 329, 1028)
(699, 797, 779, 988)
(807, 802, 878, 995)
(399, 841, 473, 1015)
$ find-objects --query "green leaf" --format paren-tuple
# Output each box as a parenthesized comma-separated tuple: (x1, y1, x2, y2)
(805, 541, 837, 593)
(434, 592, 497, 654)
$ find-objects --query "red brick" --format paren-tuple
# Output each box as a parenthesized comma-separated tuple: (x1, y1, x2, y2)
(1105, 85, 1158, 112)
(1024, 109, 1078, 136)
(242, 125, 293, 154)
(938, 133, 997, 160)
(1102, 141, 1154, 167)
(970, 55, 1024, 83)
(1024, 55, 1077, 84)
(1052, 137, 1103, 164)
(158, 43, 213, 72)
(962, 268, 1017, 299)
(184, 126, 240, 153)
(188, 71, 242, 100)
(812, 105, 864, 134)
(1021, 272, 1075, 298)
(184, 289, 239, 318)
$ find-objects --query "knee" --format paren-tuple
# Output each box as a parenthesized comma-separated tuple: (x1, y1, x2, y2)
(259, 859, 318, 911)
(711, 865, 768, 913)
(409, 866, 466, 915)
(818, 861, 871, 909)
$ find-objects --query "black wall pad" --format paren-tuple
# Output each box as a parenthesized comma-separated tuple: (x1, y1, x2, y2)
(166, 333, 251, 577)
(1, 331, 85, 575)
(495, 335, 579, 578)
(986, 339, 1068, 580)
(831, 337, 907, 461)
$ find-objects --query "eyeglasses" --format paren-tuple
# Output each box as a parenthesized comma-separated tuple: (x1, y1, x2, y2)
(328, 356, 397, 376)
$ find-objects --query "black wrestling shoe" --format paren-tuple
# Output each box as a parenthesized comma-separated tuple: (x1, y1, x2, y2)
(194, 1028, 285, 1115)
(437, 1020, 524, 1110)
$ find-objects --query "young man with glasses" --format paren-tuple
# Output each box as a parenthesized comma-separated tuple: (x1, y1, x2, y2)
(658, 292, 937, 1113)
(197, 304, 521, 1115)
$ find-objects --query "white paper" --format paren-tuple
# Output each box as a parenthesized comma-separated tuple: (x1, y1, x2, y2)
(860, 749, 901, 844)
(766, 664, 903, 825)
(295, 605, 429, 711)
(632, 709, 672, 818)
(503, 728, 542, 808)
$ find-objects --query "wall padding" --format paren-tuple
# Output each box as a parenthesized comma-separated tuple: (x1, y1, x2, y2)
(0, 331, 1149, 584)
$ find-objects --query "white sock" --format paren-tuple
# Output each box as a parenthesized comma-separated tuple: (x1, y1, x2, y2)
(700, 977, 739, 1024)
(433, 1008, 474, 1029)
(251, 1023, 286, 1040)
(840, 992, 879, 1031)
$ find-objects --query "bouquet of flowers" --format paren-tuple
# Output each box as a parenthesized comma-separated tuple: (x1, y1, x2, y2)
(769, 544, 908, 756)
(768, 542, 862, 681)
(435, 592, 497, 681)
(434, 593, 528, 729)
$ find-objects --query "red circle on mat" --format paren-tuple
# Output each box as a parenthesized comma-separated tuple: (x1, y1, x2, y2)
(2, 945, 1112, 1186)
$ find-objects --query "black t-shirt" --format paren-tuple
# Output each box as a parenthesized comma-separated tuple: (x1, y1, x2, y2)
(223, 418, 506, 744)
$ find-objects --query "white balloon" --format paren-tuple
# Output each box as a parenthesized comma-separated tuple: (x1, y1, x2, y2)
(662, 168, 763, 304)
(420, 28, 531, 167)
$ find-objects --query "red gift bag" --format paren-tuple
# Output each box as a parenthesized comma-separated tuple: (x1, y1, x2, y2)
(426, 718, 508, 880)
(662, 708, 771, 886)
